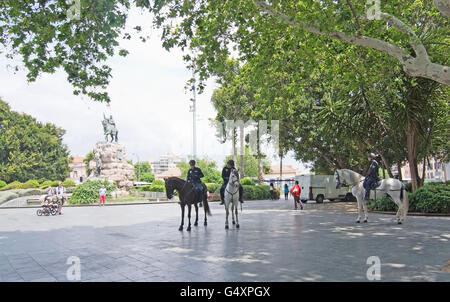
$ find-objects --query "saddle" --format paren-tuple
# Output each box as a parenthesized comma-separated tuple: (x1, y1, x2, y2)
(370, 179, 382, 190)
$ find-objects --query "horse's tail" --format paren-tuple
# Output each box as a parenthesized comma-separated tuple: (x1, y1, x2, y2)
(203, 198, 211, 216)
(202, 184, 211, 216)
(401, 186, 409, 222)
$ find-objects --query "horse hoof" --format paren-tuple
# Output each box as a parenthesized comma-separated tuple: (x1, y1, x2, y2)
(204, 222, 207, 226)
(187, 226, 191, 231)
(356, 220, 360, 223)
(232, 221, 235, 225)
(236, 224, 240, 229)
(363, 220, 368, 223)
(225, 225, 229, 230)
(397, 221, 402, 225)
(194, 222, 198, 226)
(179, 226, 183, 231)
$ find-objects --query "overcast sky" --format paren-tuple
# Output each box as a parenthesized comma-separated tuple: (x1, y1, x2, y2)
(0, 8, 310, 173)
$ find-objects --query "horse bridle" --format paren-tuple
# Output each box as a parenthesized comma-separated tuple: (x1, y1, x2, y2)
(226, 170, 240, 196)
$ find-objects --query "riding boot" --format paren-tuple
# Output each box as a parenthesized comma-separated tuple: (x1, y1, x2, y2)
(239, 186, 244, 203)
(220, 189, 225, 205)
(364, 189, 370, 201)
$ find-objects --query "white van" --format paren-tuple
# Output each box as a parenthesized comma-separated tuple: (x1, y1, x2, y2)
(295, 175, 354, 203)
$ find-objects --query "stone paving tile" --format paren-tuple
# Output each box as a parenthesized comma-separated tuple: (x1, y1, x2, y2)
(0, 200, 449, 281)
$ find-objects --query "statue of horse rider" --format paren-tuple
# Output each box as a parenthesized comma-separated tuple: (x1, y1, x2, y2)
(363, 153, 380, 200)
(187, 160, 204, 202)
(220, 159, 243, 205)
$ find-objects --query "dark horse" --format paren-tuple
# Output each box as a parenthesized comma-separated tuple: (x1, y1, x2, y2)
(164, 177, 211, 231)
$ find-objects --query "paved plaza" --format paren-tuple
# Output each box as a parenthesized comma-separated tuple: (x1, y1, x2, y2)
(0, 200, 449, 282)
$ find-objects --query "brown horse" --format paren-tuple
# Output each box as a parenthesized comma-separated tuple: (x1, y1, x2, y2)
(164, 177, 211, 231)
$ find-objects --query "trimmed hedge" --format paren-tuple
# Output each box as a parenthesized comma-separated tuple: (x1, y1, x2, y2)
(39, 180, 60, 189)
(70, 180, 116, 204)
(136, 184, 165, 192)
(0, 180, 6, 189)
(242, 185, 272, 200)
(368, 182, 450, 213)
(409, 184, 449, 213)
(240, 177, 255, 186)
(205, 183, 221, 193)
(152, 179, 165, 186)
(62, 179, 76, 187)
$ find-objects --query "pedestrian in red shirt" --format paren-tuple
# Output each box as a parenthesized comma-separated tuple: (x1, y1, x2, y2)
(290, 181, 303, 210)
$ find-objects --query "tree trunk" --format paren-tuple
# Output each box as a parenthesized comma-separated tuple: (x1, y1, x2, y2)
(232, 128, 237, 163)
(378, 152, 394, 178)
(397, 161, 403, 181)
(257, 129, 264, 184)
(406, 121, 422, 192)
(279, 153, 283, 190)
(239, 125, 245, 179)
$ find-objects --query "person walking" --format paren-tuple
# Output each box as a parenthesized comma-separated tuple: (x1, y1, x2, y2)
(269, 183, 275, 200)
(284, 184, 289, 200)
(99, 185, 107, 206)
(55, 181, 65, 215)
(290, 181, 303, 210)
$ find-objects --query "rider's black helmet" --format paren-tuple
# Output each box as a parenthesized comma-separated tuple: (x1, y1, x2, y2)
(189, 159, 196, 166)
(227, 159, 235, 167)
(368, 153, 376, 159)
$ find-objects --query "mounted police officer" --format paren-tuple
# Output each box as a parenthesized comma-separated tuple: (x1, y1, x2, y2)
(220, 159, 243, 205)
(363, 153, 380, 200)
(187, 160, 204, 202)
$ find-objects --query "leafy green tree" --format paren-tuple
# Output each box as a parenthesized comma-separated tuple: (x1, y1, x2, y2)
(177, 158, 222, 184)
(0, 99, 70, 183)
(134, 161, 151, 180)
(83, 151, 94, 177)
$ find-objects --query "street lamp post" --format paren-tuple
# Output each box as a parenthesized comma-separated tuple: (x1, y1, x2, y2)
(132, 153, 140, 182)
(190, 76, 197, 160)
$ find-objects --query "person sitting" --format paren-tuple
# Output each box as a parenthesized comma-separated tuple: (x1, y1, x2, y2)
(44, 186, 54, 203)
(363, 153, 380, 200)
(220, 160, 243, 205)
(187, 160, 204, 203)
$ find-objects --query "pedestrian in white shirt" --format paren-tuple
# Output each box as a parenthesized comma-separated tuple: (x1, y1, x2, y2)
(99, 185, 107, 206)
(55, 182, 65, 215)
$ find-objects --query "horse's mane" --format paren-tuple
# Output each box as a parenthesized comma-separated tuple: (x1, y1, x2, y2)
(340, 169, 364, 183)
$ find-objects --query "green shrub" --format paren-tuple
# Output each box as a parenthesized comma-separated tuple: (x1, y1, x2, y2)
(62, 179, 76, 187)
(20, 180, 40, 189)
(241, 185, 271, 200)
(409, 184, 450, 213)
(404, 182, 412, 192)
(140, 172, 155, 183)
(152, 179, 165, 186)
(240, 177, 255, 186)
(205, 183, 221, 193)
(149, 184, 165, 192)
(70, 180, 116, 204)
(136, 185, 152, 191)
(368, 197, 397, 211)
(0, 180, 6, 189)
(0, 181, 22, 191)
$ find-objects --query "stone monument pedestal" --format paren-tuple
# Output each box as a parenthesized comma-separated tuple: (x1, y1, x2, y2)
(88, 142, 135, 192)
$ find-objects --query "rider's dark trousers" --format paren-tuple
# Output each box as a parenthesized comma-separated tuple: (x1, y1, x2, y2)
(191, 182, 203, 202)
(363, 177, 377, 200)
(220, 183, 243, 201)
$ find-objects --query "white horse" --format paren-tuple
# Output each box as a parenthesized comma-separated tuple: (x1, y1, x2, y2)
(224, 168, 241, 229)
(335, 169, 409, 224)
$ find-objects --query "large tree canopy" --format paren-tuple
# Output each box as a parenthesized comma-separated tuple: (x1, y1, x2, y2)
(0, 99, 70, 182)
(0, 0, 448, 104)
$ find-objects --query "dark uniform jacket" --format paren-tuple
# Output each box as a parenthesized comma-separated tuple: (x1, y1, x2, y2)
(366, 160, 379, 179)
(222, 167, 232, 183)
(187, 167, 204, 184)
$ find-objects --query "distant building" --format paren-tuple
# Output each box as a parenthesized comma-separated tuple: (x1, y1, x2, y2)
(263, 165, 299, 188)
(151, 152, 183, 179)
(68, 156, 87, 184)
(394, 157, 449, 182)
